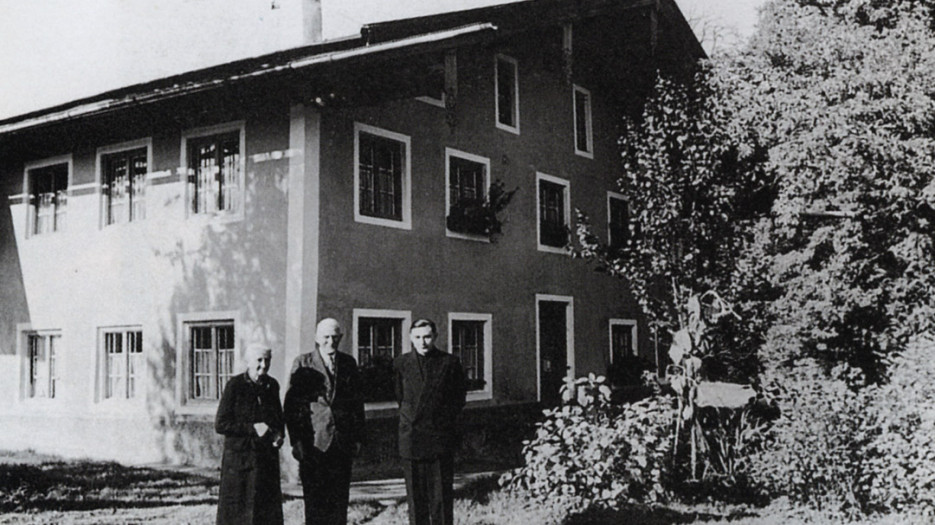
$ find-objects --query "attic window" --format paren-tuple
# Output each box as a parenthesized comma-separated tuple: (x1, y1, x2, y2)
(495, 54, 520, 134)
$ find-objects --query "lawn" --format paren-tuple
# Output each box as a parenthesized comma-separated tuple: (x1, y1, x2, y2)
(0, 450, 930, 524)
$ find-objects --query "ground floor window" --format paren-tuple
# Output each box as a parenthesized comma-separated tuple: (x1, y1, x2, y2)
(187, 320, 235, 401)
(354, 309, 411, 404)
(27, 332, 60, 399)
(448, 313, 493, 398)
(101, 328, 143, 400)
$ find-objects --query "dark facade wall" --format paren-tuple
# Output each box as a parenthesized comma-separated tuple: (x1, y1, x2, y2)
(316, 32, 648, 406)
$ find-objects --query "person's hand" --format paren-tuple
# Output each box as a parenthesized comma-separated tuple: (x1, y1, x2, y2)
(253, 422, 270, 437)
(271, 432, 284, 449)
(353, 442, 362, 457)
(292, 441, 305, 461)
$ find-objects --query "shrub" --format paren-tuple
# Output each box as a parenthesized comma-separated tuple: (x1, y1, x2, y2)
(748, 362, 876, 518)
(501, 374, 674, 511)
(863, 336, 935, 515)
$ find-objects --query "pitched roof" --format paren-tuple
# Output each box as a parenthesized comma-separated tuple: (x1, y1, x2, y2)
(0, 0, 701, 136)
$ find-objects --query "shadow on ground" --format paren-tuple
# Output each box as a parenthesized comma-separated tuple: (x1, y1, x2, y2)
(0, 458, 219, 512)
(565, 505, 758, 525)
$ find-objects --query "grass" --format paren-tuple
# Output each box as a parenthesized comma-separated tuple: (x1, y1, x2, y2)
(1, 450, 931, 524)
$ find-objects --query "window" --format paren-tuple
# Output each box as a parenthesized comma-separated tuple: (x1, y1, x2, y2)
(353, 309, 411, 405)
(445, 149, 490, 238)
(25, 159, 70, 236)
(573, 85, 593, 157)
(101, 328, 143, 400)
(354, 123, 412, 230)
(609, 319, 638, 362)
(416, 62, 446, 107)
(495, 54, 519, 133)
(608, 192, 629, 249)
(187, 320, 235, 401)
(100, 143, 149, 225)
(448, 313, 493, 400)
(182, 122, 244, 217)
(536, 173, 570, 252)
(27, 332, 60, 399)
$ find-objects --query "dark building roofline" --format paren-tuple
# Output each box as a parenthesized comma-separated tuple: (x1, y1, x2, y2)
(0, 0, 702, 136)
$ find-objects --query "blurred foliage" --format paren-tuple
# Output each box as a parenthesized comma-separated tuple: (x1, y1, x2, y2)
(501, 375, 674, 511)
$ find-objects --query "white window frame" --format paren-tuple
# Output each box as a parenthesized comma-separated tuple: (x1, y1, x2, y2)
(607, 191, 628, 247)
(23, 154, 73, 239)
(445, 148, 491, 242)
(352, 308, 412, 410)
(96, 325, 145, 404)
(536, 172, 571, 254)
(573, 85, 594, 158)
(19, 326, 62, 401)
(448, 313, 493, 402)
(180, 121, 246, 222)
(353, 123, 413, 230)
(494, 54, 520, 134)
(609, 318, 638, 362)
(97, 138, 153, 228)
(534, 294, 575, 402)
(416, 51, 456, 107)
(176, 310, 240, 415)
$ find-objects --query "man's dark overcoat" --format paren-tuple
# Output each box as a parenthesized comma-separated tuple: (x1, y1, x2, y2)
(215, 372, 285, 525)
(394, 348, 467, 460)
(283, 350, 365, 524)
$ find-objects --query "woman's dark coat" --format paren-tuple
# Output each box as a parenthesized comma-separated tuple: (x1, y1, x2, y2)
(215, 372, 285, 525)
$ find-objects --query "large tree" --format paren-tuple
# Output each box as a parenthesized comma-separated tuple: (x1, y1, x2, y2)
(578, 0, 935, 383)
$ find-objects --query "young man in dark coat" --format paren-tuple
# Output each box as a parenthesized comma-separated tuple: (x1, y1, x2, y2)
(215, 343, 285, 525)
(394, 318, 466, 525)
(284, 318, 365, 525)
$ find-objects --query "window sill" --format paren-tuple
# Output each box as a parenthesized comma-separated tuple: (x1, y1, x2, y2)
(175, 401, 219, 417)
(446, 229, 490, 243)
(466, 390, 492, 402)
(416, 96, 446, 108)
(537, 243, 570, 255)
(186, 210, 245, 227)
(354, 214, 412, 231)
(495, 122, 520, 135)
(574, 149, 594, 159)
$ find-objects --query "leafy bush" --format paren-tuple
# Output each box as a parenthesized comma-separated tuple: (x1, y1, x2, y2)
(863, 336, 935, 515)
(750, 337, 935, 518)
(748, 363, 876, 518)
(501, 374, 674, 510)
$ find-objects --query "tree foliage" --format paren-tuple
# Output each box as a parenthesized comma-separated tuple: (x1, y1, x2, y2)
(731, 0, 935, 379)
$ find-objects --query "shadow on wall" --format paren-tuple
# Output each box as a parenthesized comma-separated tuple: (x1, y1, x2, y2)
(0, 196, 30, 356)
(145, 153, 290, 467)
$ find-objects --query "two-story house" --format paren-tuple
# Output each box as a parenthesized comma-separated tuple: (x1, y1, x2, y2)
(0, 0, 702, 465)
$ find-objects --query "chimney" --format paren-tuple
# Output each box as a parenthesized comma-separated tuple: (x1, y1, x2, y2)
(302, 0, 323, 44)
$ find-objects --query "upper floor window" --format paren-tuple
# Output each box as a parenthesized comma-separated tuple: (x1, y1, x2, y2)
(187, 320, 235, 402)
(495, 54, 520, 134)
(99, 141, 149, 226)
(25, 158, 70, 236)
(354, 123, 412, 230)
(537, 173, 570, 252)
(445, 149, 491, 239)
(181, 122, 244, 218)
(608, 192, 629, 250)
(354, 309, 411, 406)
(101, 328, 143, 400)
(448, 313, 493, 400)
(573, 85, 593, 158)
(27, 332, 60, 399)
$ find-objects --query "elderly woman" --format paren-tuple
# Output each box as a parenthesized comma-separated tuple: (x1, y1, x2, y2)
(215, 343, 285, 525)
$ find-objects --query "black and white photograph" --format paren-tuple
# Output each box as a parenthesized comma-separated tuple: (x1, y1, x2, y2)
(3, 0, 931, 523)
